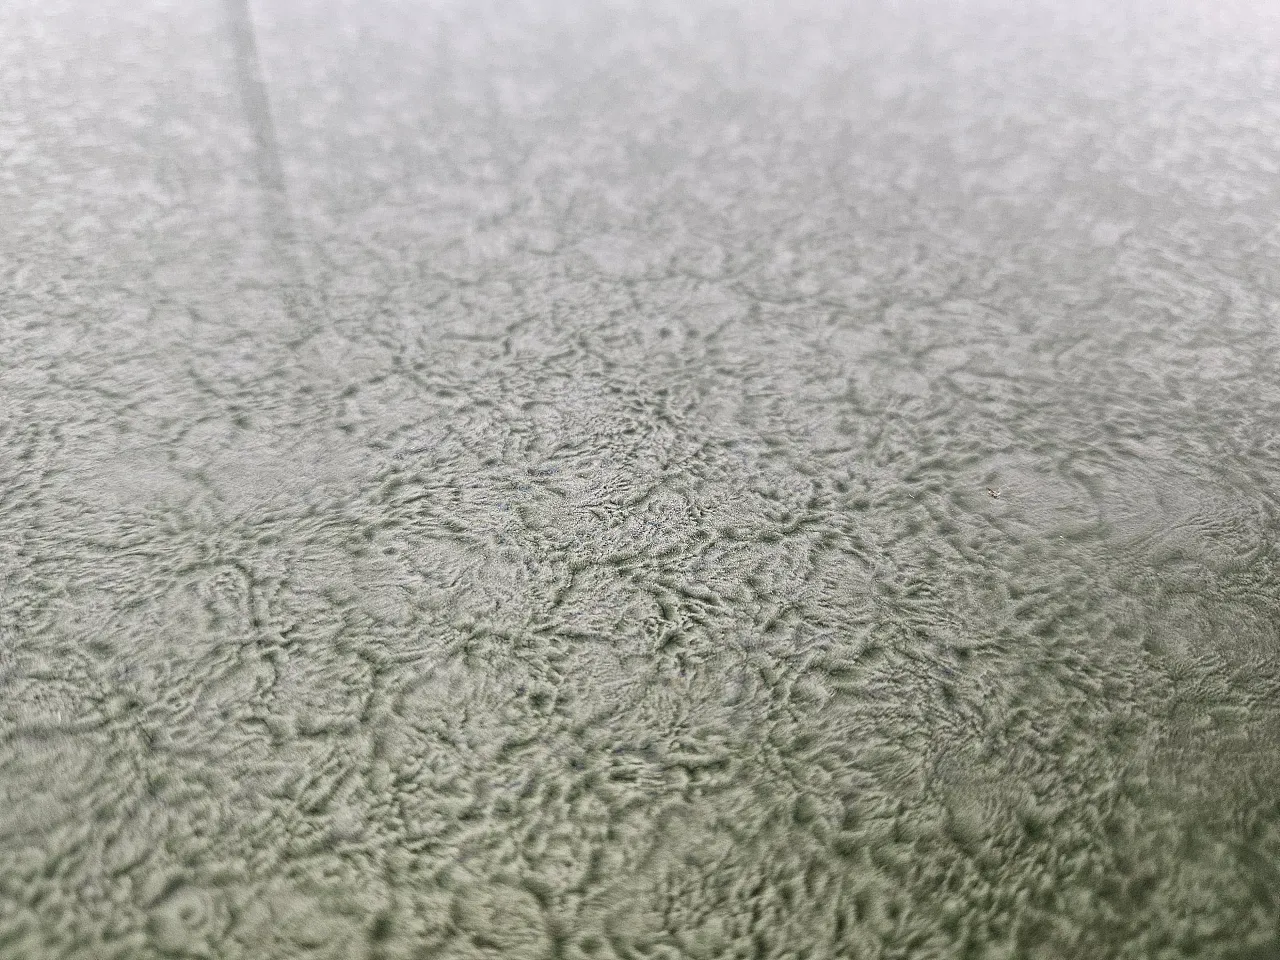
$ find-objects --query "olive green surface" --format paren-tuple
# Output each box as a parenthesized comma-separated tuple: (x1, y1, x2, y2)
(1, 1, 1279, 957)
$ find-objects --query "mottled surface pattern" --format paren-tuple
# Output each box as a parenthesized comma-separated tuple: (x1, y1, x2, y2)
(2, 0, 1280, 957)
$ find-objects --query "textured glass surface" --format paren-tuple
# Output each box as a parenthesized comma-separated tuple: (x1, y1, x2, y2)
(2, 1, 1279, 957)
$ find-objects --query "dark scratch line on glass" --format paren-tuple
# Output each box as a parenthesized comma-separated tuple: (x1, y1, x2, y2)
(222, 0, 321, 348)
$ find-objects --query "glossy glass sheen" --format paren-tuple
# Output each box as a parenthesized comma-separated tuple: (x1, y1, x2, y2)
(2, 0, 1279, 957)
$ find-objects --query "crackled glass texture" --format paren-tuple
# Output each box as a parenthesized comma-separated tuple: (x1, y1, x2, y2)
(2, 0, 1280, 957)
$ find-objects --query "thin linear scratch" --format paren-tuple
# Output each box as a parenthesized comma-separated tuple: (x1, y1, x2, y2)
(223, 0, 292, 240)
(223, 0, 322, 347)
